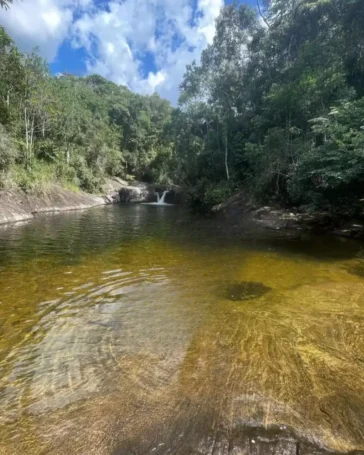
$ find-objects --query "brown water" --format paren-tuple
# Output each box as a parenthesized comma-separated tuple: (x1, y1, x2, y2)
(0, 205, 364, 455)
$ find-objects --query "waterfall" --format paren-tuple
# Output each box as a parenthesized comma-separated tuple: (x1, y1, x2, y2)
(145, 190, 172, 206)
(154, 190, 169, 205)
(158, 190, 169, 205)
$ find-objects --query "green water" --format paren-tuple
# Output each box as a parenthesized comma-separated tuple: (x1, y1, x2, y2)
(0, 205, 364, 454)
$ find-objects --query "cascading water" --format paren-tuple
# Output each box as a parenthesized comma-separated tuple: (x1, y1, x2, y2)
(145, 190, 172, 206)
(158, 190, 169, 205)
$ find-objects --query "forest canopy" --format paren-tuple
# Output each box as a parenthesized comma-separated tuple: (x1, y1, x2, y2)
(175, 0, 364, 213)
(1, 0, 364, 215)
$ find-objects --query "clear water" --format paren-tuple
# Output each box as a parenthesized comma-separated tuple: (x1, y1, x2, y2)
(0, 204, 364, 454)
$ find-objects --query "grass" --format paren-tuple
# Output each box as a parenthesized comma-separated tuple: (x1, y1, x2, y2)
(1, 163, 81, 196)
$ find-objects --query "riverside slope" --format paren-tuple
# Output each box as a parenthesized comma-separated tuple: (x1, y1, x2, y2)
(0, 186, 106, 225)
(0, 178, 161, 225)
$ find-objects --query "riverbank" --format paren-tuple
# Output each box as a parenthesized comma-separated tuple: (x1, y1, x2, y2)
(214, 191, 364, 239)
(0, 186, 107, 225)
(0, 179, 185, 226)
(2, 182, 363, 240)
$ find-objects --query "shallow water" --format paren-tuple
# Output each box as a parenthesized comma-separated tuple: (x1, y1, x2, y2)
(0, 205, 364, 455)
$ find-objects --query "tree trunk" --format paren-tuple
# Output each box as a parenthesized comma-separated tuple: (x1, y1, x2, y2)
(24, 107, 29, 169)
(29, 115, 35, 170)
(66, 143, 70, 165)
(224, 125, 230, 181)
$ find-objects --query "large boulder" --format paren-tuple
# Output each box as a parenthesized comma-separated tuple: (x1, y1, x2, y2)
(101, 177, 129, 204)
(119, 182, 155, 203)
(252, 206, 301, 230)
(103, 179, 184, 204)
(101, 178, 154, 204)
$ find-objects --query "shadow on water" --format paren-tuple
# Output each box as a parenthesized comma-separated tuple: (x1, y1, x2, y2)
(0, 204, 364, 266)
(0, 205, 364, 454)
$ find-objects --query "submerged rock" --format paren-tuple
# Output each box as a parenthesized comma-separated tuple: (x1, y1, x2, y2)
(333, 222, 364, 239)
(221, 281, 271, 301)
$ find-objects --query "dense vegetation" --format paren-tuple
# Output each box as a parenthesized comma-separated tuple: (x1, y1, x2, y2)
(175, 0, 364, 214)
(1, 0, 364, 217)
(0, 26, 173, 193)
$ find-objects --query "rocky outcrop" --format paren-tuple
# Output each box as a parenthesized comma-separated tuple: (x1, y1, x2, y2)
(0, 178, 183, 226)
(119, 182, 155, 203)
(101, 177, 129, 203)
(102, 178, 159, 203)
(213, 192, 364, 237)
(251, 206, 333, 231)
(0, 186, 106, 225)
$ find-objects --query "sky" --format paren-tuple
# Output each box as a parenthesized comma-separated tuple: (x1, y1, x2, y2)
(0, 0, 255, 104)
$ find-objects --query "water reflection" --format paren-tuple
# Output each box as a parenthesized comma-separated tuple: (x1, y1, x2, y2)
(0, 205, 364, 454)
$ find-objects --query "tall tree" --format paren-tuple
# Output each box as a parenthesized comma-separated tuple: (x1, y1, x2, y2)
(180, 3, 258, 181)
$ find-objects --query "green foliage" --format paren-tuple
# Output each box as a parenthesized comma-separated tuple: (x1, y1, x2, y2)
(2, 0, 364, 218)
(187, 179, 235, 212)
(0, 125, 17, 173)
(289, 99, 364, 211)
(0, 27, 173, 194)
(171, 0, 364, 214)
(9, 162, 58, 194)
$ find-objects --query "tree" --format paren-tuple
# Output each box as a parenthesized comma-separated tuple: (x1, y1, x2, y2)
(173, 0, 364, 213)
(180, 3, 258, 181)
(0, 0, 15, 9)
(0, 27, 24, 125)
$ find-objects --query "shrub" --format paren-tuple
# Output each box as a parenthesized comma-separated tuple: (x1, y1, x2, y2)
(187, 178, 234, 212)
(0, 125, 17, 173)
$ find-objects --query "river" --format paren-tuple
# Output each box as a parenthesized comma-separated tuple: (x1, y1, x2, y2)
(0, 204, 363, 455)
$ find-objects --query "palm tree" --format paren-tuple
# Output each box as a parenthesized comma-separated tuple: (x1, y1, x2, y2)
(0, 0, 14, 10)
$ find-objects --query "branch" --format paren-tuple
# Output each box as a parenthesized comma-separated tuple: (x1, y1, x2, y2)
(257, 0, 270, 29)
(0, 0, 14, 10)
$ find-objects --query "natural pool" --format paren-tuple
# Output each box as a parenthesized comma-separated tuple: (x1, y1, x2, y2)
(0, 204, 363, 455)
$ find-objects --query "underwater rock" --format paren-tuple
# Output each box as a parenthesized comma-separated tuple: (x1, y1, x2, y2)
(221, 281, 272, 301)
(347, 264, 364, 277)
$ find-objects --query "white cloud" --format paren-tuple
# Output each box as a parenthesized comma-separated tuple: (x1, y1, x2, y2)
(0, 0, 224, 103)
(0, 0, 92, 59)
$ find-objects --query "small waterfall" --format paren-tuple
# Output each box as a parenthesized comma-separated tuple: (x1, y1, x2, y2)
(158, 190, 169, 205)
(153, 190, 170, 205)
(144, 190, 172, 206)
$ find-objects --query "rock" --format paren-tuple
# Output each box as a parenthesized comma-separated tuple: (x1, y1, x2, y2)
(102, 178, 130, 204)
(119, 182, 155, 203)
(105, 193, 119, 204)
(252, 207, 302, 230)
(220, 281, 272, 301)
(101, 177, 129, 195)
(0, 186, 106, 226)
(333, 222, 364, 238)
(102, 178, 155, 204)
(154, 184, 185, 204)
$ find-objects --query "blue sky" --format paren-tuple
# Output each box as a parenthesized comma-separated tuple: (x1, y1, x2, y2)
(0, 0, 255, 104)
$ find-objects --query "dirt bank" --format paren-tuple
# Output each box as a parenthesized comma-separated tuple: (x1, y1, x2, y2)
(0, 186, 106, 225)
